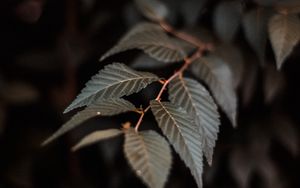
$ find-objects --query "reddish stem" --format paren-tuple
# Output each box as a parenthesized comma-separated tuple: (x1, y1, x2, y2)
(134, 19, 210, 131)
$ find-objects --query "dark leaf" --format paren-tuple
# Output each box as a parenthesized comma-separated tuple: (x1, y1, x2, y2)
(72, 129, 123, 151)
(190, 55, 237, 126)
(124, 128, 172, 188)
(64, 63, 158, 113)
(215, 44, 245, 88)
(243, 8, 270, 65)
(43, 98, 135, 145)
(268, 14, 300, 69)
(168, 76, 220, 165)
(131, 54, 168, 69)
(150, 100, 203, 187)
(100, 23, 186, 63)
(213, 0, 243, 43)
(263, 64, 286, 104)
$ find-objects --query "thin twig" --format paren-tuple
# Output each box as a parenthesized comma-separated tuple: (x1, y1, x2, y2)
(135, 111, 145, 132)
(155, 49, 202, 101)
(134, 18, 209, 131)
(159, 20, 213, 51)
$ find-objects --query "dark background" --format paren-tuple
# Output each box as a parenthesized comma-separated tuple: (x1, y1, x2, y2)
(0, 0, 300, 187)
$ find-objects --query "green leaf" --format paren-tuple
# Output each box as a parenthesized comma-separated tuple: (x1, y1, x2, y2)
(124, 128, 172, 188)
(168, 77, 220, 165)
(42, 98, 135, 145)
(134, 0, 168, 21)
(130, 37, 195, 70)
(131, 54, 168, 70)
(243, 8, 269, 65)
(100, 23, 186, 63)
(214, 44, 244, 89)
(190, 55, 237, 126)
(268, 14, 300, 69)
(213, 0, 242, 43)
(150, 100, 203, 188)
(64, 63, 159, 113)
(72, 129, 123, 151)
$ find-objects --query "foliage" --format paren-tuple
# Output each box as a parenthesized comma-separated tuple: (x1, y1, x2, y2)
(43, 0, 300, 187)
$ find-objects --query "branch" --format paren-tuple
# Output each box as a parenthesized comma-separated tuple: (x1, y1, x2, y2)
(134, 19, 210, 131)
(159, 20, 213, 51)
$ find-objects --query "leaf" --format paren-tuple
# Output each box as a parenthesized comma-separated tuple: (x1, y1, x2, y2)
(243, 8, 270, 65)
(213, 0, 242, 43)
(168, 77, 220, 165)
(72, 129, 123, 151)
(240, 59, 259, 106)
(42, 98, 135, 145)
(150, 100, 203, 188)
(100, 23, 186, 63)
(268, 14, 300, 69)
(263, 64, 285, 104)
(230, 147, 254, 188)
(190, 55, 237, 126)
(64, 63, 158, 113)
(271, 116, 298, 156)
(124, 128, 172, 188)
(214, 44, 244, 88)
(134, 0, 168, 21)
(131, 54, 168, 69)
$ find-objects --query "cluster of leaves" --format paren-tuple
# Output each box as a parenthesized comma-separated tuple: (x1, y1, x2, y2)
(43, 0, 300, 187)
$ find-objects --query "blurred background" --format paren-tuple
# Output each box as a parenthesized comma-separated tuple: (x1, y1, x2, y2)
(0, 0, 300, 187)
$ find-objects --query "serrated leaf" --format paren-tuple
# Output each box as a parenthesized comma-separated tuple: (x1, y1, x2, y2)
(72, 129, 123, 151)
(43, 98, 135, 145)
(268, 14, 300, 69)
(150, 100, 203, 188)
(64, 63, 158, 113)
(100, 23, 186, 63)
(124, 128, 172, 188)
(243, 9, 269, 65)
(190, 55, 237, 126)
(168, 77, 220, 165)
(134, 0, 168, 21)
(214, 0, 242, 43)
(171, 37, 196, 56)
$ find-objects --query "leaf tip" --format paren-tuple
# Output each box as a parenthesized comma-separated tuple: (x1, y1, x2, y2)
(63, 106, 71, 114)
(207, 158, 213, 166)
(40, 137, 51, 147)
(231, 112, 238, 128)
(99, 55, 105, 62)
(276, 60, 283, 70)
(71, 145, 79, 152)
